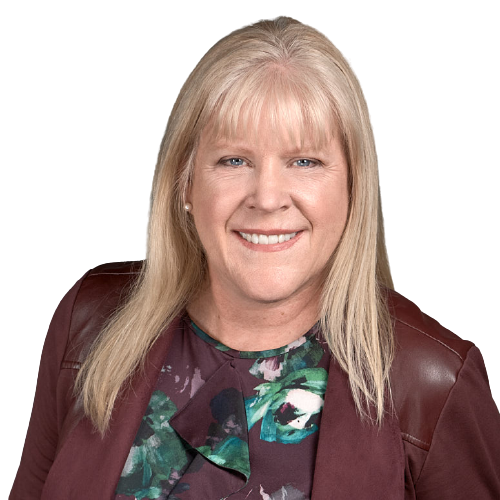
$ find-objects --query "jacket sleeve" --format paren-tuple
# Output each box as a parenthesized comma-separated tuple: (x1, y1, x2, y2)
(414, 346, 500, 499)
(9, 274, 89, 499)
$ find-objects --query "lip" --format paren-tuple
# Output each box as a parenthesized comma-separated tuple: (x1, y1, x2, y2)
(233, 230, 303, 252)
(235, 229, 301, 236)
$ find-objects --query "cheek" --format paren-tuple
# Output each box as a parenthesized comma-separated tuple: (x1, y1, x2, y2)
(311, 197, 349, 266)
(190, 169, 245, 213)
(299, 176, 349, 232)
(190, 179, 242, 246)
(329, 187, 349, 227)
(315, 200, 349, 249)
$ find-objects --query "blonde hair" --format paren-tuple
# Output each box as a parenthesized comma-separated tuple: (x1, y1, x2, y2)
(77, 16, 394, 434)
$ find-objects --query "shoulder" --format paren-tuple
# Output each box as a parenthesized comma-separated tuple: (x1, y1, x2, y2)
(78, 260, 143, 285)
(63, 261, 143, 368)
(72, 261, 143, 321)
(387, 288, 475, 451)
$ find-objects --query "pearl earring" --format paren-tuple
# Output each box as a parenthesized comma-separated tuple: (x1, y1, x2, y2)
(184, 202, 192, 212)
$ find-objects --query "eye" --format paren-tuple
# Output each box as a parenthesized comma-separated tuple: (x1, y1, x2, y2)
(293, 159, 317, 167)
(220, 157, 246, 167)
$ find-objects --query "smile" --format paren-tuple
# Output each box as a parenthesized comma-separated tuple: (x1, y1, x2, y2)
(238, 231, 298, 244)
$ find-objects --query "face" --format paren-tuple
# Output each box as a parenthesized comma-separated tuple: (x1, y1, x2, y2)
(187, 117, 349, 306)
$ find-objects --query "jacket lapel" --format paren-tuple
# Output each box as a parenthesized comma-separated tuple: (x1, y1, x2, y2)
(312, 358, 405, 499)
(41, 317, 181, 500)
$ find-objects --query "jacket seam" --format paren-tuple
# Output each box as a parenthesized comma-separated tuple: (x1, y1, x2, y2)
(401, 432, 430, 448)
(395, 318, 464, 361)
(59, 269, 93, 375)
(89, 271, 140, 276)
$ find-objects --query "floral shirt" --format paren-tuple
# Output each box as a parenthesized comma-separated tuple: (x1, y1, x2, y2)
(114, 315, 329, 500)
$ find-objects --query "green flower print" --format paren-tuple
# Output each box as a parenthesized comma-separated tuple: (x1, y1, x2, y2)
(248, 334, 324, 381)
(195, 387, 250, 479)
(245, 368, 327, 444)
(116, 391, 190, 499)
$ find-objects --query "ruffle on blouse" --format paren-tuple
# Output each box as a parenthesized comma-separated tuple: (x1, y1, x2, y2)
(169, 360, 250, 499)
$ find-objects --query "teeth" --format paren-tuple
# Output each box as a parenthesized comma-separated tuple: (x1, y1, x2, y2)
(239, 231, 297, 245)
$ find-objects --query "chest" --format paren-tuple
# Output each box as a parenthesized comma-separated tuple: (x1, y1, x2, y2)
(115, 319, 330, 499)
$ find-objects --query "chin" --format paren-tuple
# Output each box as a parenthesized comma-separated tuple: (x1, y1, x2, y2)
(243, 289, 295, 304)
(233, 272, 311, 304)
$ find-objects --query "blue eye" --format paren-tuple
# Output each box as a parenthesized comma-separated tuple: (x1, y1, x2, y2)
(295, 159, 312, 167)
(228, 158, 244, 166)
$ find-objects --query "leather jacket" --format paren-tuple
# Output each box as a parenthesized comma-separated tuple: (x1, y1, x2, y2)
(10, 261, 500, 499)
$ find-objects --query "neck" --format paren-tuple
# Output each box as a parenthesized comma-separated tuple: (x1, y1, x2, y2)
(186, 278, 321, 352)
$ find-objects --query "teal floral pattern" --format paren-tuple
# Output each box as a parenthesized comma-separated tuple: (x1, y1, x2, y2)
(245, 335, 327, 443)
(115, 391, 190, 499)
(192, 387, 250, 478)
(115, 318, 328, 499)
(245, 368, 327, 443)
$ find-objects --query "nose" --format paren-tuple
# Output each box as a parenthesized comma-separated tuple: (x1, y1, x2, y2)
(245, 159, 291, 212)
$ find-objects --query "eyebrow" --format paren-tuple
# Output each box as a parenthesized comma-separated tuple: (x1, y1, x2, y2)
(210, 142, 254, 154)
(208, 140, 328, 157)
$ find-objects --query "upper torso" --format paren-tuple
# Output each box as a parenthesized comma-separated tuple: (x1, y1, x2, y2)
(10, 261, 500, 499)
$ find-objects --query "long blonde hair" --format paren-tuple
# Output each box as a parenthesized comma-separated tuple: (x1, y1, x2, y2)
(77, 16, 394, 434)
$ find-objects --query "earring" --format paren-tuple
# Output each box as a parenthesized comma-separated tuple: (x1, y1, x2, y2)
(184, 202, 192, 212)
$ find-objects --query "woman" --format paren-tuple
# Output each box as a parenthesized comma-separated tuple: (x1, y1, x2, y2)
(10, 16, 500, 500)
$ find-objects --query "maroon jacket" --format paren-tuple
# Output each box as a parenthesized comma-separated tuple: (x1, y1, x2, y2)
(10, 262, 500, 499)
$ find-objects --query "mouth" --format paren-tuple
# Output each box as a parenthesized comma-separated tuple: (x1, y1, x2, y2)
(237, 231, 300, 245)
